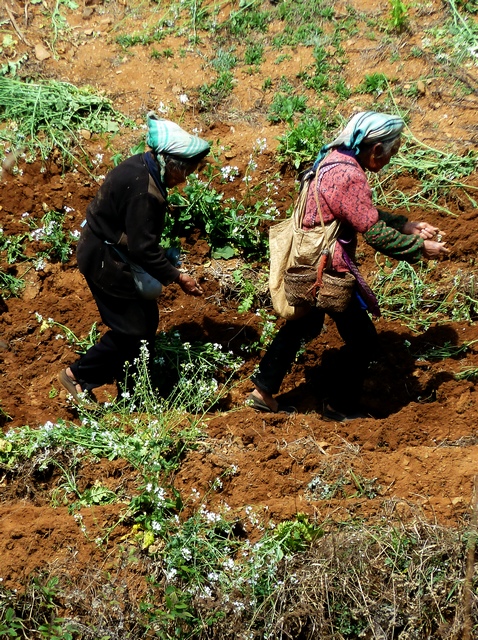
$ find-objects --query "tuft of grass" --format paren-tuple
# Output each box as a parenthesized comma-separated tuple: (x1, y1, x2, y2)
(372, 259, 478, 331)
(372, 132, 478, 216)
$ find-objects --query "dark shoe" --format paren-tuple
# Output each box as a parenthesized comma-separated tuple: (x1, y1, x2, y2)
(247, 393, 296, 414)
(322, 404, 369, 423)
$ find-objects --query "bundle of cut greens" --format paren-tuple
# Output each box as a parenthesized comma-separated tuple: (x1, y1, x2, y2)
(0, 77, 130, 168)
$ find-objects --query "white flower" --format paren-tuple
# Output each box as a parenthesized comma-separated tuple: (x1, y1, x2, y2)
(165, 567, 177, 580)
(255, 137, 267, 152)
(179, 93, 189, 104)
(35, 259, 46, 271)
(181, 547, 192, 561)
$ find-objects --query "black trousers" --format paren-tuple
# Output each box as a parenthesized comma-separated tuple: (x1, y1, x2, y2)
(70, 279, 159, 392)
(251, 296, 379, 411)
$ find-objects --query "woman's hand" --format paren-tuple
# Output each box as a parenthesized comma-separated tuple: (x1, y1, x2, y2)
(176, 272, 203, 296)
(403, 221, 442, 239)
(422, 240, 450, 259)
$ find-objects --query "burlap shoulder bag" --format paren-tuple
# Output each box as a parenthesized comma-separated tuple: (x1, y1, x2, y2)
(282, 165, 357, 313)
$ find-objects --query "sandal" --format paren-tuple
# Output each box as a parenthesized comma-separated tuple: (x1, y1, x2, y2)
(321, 404, 369, 423)
(58, 368, 96, 405)
(246, 393, 297, 414)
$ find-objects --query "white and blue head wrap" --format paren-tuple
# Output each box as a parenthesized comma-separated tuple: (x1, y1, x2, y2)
(146, 112, 210, 160)
(313, 111, 405, 169)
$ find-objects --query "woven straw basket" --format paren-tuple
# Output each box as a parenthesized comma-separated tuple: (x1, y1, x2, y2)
(316, 271, 355, 313)
(283, 265, 317, 306)
(284, 266, 356, 312)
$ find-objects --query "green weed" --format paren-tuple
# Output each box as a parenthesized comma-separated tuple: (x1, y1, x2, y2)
(244, 42, 264, 65)
(36, 314, 99, 354)
(197, 71, 235, 111)
(412, 340, 477, 361)
(168, 152, 278, 259)
(372, 259, 478, 331)
(0, 231, 27, 264)
(210, 47, 237, 72)
(0, 269, 24, 298)
(359, 72, 391, 94)
(116, 26, 167, 48)
(0, 575, 76, 639)
(29, 209, 77, 263)
(247, 309, 279, 353)
(421, 1, 478, 67)
(388, 0, 408, 31)
(227, 3, 270, 36)
(276, 111, 335, 169)
(372, 133, 478, 216)
(267, 93, 307, 124)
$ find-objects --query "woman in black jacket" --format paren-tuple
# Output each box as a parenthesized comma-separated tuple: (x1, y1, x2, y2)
(59, 114, 210, 402)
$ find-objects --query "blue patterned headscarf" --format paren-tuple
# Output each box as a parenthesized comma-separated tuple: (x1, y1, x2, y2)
(146, 112, 210, 160)
(313, 111, 405, 169)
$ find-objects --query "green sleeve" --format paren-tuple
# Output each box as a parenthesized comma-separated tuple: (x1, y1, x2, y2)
(363, 219, 424, 264)
(376, 208, 409, 231)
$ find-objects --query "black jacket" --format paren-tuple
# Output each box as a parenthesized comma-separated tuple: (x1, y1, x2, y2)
(77, 153, 180, 298)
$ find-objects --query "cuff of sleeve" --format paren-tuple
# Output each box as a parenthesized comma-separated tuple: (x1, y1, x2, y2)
(364, 220, 424, 263)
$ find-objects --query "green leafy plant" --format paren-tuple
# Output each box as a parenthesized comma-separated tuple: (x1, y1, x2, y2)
(29, 209, 77, 263)
(244, 42, 264, 65)
(227, 4, 270, 36)
(388, 0, 408, 31)
(197, 71, 235, 110)
(276, 111, 334, 169)
(0, 232, 27, 264)
(267, 93, 307, 124)
(168, 155, 278, 258)
(210, 47, 237, 72)
(0, 269, 24, 298)
(359, 72, 390, 94)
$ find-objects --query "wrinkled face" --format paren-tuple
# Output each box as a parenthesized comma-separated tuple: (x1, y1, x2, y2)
(359, 136, 401, 173)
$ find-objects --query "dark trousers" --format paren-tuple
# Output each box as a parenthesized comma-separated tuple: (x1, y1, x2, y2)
(70, 279, 159, 392)
(251, 296, 379, 411)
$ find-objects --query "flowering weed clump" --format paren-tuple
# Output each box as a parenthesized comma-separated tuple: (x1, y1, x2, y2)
(168, 139, 281, 259)
(153, 330, 243, 412)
